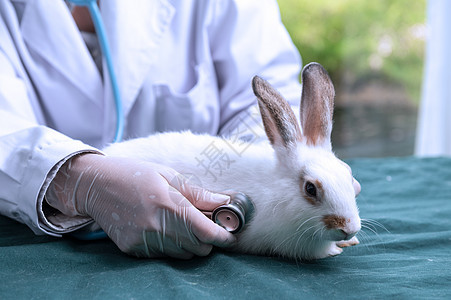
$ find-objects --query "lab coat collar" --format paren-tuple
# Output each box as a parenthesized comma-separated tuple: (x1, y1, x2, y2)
(20, 0, 103, 107)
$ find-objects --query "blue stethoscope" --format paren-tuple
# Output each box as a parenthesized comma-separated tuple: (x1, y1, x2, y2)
(69, 0, 124, 143)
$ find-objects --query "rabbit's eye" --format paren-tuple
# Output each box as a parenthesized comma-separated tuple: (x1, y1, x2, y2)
(305, 181, 317, 197)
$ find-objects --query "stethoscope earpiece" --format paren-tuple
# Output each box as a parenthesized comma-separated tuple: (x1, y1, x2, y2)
(211, 192, 254, 234)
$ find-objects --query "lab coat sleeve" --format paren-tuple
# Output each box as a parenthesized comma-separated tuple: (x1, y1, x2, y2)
(0, 51, 99, 237)
(211, 0, 302, 136)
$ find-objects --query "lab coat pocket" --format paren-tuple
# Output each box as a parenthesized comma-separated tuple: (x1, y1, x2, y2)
(153, 85, 193, 132)
(153, 64, 217, 133)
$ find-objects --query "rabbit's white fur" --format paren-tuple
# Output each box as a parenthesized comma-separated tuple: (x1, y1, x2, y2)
(103, 63, 361, 260)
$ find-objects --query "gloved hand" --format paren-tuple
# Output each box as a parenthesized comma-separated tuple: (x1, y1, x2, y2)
(46, 153, 236, 259)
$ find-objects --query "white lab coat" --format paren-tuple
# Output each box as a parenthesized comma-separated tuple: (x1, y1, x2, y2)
(0, 0, 301, 236)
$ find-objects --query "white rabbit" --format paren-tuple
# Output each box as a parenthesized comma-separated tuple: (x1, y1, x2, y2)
(103, 62, 361, 260)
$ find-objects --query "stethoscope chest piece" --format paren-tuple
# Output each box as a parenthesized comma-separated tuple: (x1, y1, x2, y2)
(211, 192, 254, 234)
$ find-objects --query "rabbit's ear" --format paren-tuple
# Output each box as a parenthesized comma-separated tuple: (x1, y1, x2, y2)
(252, 76, 302, 149)
(300, 63, 335, 149)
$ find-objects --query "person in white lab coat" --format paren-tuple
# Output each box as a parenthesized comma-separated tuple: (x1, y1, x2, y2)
(0, 0, 302, 258)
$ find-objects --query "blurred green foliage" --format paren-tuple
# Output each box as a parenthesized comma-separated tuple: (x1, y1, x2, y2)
(278, 0, 426, 104)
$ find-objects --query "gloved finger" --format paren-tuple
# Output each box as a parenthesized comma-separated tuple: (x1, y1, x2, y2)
(183, 185, 231, 211)
(184, 205, 236, 248)
(137, 207, 217, 258)
(184, 243, 213, 257)
(163, 172, 230, 211)
(136, 231, 195, 260)
(176, 232, 214, 257)
(164, 206, 223, 257)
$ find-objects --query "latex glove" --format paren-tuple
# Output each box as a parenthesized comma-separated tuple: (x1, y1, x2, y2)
(46, 154, 236, 259)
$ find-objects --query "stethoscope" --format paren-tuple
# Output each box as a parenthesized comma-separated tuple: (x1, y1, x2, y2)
(69, 0, 124, 143)
(67, 0, 254, 240)
(202, 192, 255, 234)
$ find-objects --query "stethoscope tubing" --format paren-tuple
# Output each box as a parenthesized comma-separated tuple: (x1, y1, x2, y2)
(73, 0, 125, 143)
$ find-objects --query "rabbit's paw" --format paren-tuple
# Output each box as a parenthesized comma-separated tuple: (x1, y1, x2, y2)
(325, 243, 343, 257)
(336, 236, 359, 248)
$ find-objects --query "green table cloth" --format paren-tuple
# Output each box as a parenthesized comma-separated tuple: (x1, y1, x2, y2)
(1, 157, 450, 299)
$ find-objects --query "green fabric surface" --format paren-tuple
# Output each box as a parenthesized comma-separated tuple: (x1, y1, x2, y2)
(1, 157, 451, 299)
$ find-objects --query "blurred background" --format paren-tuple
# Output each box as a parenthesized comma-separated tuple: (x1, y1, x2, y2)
(278, 0, 426, 158)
